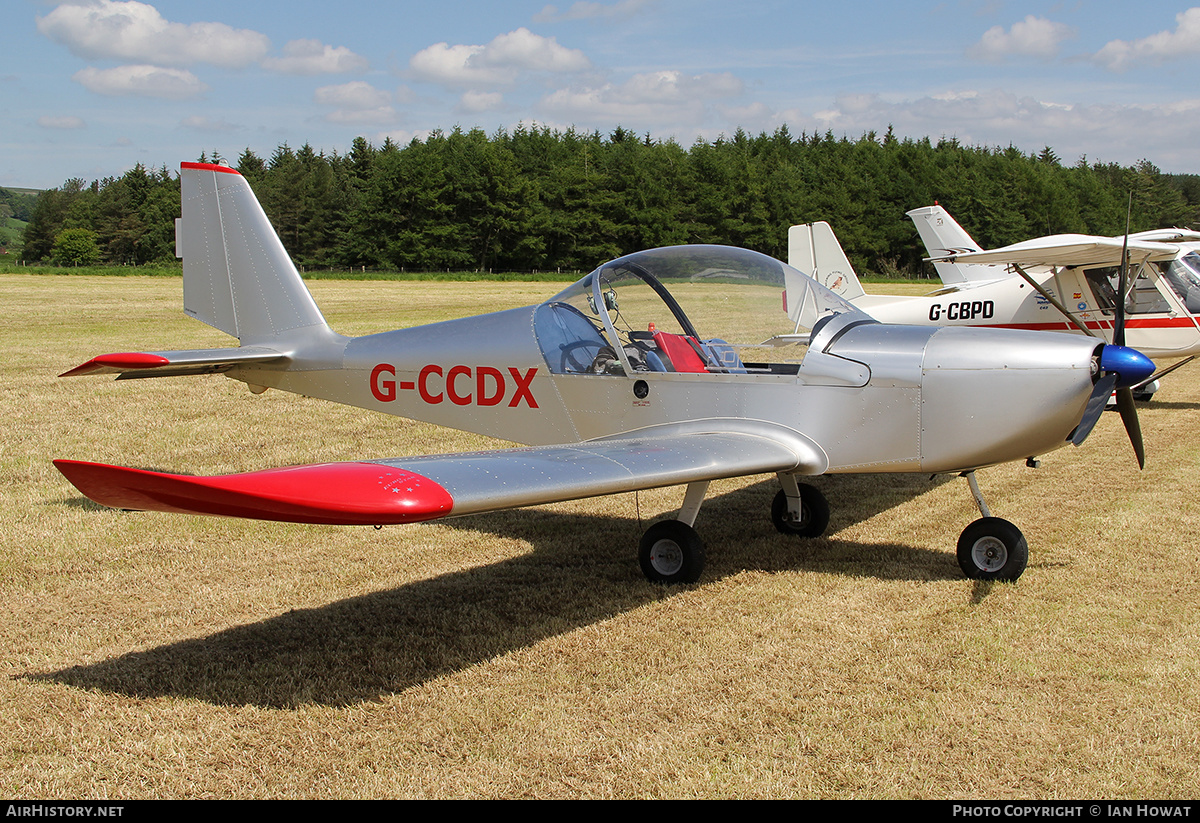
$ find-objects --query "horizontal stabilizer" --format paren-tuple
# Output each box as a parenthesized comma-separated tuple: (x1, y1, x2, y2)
(60, 347, 287, 379)
(56, 425, 827, 525)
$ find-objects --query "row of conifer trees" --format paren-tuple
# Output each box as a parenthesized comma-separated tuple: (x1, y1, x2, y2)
(20, 125, 1200, 275)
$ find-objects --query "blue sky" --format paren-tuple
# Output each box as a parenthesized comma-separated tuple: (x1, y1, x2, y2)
(4, 0, 1200, 189)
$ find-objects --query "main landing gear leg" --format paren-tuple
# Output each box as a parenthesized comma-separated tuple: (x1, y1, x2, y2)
(957, 471, 1028, 582)
(638, 481, 708, 584)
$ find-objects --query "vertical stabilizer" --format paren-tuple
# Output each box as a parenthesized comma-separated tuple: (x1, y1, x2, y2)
(176, 162, 328, 344)
(787, 222, 865, 300)
(906, 205, 1003, 287)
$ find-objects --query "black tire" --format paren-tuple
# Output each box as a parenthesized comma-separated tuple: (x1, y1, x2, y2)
(957, 517, 1028, 582)
(770, 485, 830, 538)
(638, 520, 705, 584)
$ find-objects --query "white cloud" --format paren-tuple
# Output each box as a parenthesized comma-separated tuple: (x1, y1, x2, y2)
(262, 39, 368, 75)
(542, 70, 742, 126)
(410, 43, 498, 86)
(533, 1, 650, 23)
(315, 81, 390, 109)
(1094, 7, 1200, 70)
(73, 65, 208, 99)
(37, 115, 86, 129)
(622, 70, 742, 103)
(409, 28, 590, 88)
(481, 28, 591, 72)
(314, 81, 400, 125)
(459, 90, 504, 113)
(37, 0, 270, 68)
(974, 15, 1074, 62)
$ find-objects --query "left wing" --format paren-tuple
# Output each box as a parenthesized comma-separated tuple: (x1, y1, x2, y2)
(55, 424, 827, 526)
(936, 234, 1179, 269)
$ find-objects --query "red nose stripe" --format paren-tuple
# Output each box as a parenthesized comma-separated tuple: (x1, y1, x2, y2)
(53, 459, 455, 525)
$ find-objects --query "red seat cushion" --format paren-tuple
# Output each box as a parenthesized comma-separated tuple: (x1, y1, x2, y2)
(653, 332, 708, 372)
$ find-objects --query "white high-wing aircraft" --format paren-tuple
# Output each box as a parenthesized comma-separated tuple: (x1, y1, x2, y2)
(789, 207, 1200, 368)
(54, 162, 1155, 585)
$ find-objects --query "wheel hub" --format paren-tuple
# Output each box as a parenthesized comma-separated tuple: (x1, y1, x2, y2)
(649, 539, 684, 576)
(970, 536, 1008, 573)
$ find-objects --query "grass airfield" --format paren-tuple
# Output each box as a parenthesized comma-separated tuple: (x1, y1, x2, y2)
(3, 274, 1198, 798)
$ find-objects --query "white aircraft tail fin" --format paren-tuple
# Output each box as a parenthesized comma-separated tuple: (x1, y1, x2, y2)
(787, 221, 865, 301)
(906, 205, 1003, 287)
(175, 162, 329, 344)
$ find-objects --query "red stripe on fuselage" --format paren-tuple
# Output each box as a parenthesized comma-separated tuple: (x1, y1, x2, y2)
(976, 317, 1196, 332)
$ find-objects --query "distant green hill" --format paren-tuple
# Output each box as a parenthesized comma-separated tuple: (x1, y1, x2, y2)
(0, 217, 27, 255)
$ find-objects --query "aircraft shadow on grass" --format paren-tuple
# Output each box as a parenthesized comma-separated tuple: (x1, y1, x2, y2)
(1132, 399, 1200, 411)
(38, 473, 963, 709)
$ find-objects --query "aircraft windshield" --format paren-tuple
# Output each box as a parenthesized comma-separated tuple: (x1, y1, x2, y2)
(533, 245, 865, 375)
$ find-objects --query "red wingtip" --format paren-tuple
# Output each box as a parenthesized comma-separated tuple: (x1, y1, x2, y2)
(53, 459, 455, 525)
(60, 352, 171, 377)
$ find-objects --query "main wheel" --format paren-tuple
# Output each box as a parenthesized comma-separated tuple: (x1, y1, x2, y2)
(771, 485, 830, 538)
(638, 520, 705, 584)
(957, 517, 1028, 582)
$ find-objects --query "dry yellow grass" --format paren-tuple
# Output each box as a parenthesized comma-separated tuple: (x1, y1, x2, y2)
(2, 274, 1198, 798)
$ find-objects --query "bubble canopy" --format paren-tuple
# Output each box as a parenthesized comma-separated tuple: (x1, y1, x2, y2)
(532, 245, 868, 376)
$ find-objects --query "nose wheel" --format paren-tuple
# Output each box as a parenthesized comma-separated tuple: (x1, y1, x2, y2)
(957, 517, 1028, 581)
(957, 471, 1028, 581)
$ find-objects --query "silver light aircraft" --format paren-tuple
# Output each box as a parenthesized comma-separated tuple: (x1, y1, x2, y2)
(54, 162, 1156, 584)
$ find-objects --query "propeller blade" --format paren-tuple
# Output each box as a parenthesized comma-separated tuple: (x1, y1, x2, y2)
(1071, 373, 1118, 447)
(1115, 193, 1132, 346)
(1115, 387, 1146, 469)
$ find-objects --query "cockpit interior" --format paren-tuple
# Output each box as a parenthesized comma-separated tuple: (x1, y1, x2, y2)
(533, 245, 863, 378)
